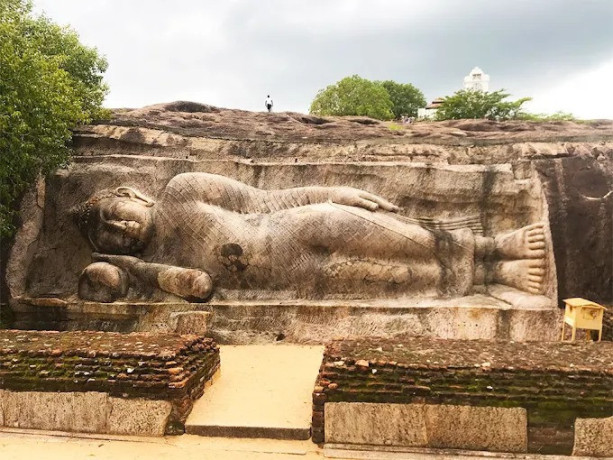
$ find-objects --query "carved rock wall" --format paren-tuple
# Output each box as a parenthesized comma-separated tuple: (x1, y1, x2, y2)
(5, 105, 612, 314)
(8, 158, 550, 302)
(534, 156, 613, 303)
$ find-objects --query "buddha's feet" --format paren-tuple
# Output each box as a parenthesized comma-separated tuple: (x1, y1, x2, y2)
(494, 223, 546, 260)
(492, 258, 546, 295)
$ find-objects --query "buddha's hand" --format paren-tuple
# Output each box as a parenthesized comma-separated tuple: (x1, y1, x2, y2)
(157, 267, 213, 301)
(329, 187, 400, 212)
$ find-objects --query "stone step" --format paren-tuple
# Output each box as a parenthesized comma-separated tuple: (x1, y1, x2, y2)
(185, 344, 323, 440)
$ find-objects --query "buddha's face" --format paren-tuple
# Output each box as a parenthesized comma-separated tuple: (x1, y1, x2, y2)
(88, 192, 154, 254)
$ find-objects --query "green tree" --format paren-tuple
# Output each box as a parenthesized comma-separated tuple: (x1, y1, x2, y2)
(434, 89, 531, 121)
(378, 80, 425, 118)
(309, 75, 394, 120)
(0, 0, 109, 237)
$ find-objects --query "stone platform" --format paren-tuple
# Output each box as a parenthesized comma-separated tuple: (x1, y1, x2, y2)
(0, 330, 220, 435)
(185, 345, 323, 439)
(9, 292, 560, 343)
(312, 336, 613, 456)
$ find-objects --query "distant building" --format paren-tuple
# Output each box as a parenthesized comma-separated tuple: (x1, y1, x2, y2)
(417, 97, 444, 120)
(418, 67, 490, 119)
(463, 66, 490, 92)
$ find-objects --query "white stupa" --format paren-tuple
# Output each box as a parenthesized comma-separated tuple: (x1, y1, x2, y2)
(463, 66, 490, 92)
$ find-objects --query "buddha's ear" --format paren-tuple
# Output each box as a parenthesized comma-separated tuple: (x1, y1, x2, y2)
(115, 186, 136, 199)
(114, 187, 155, 207)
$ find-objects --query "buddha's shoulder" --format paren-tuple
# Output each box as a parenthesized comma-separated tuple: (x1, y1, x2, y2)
(168, 173, 231, 191)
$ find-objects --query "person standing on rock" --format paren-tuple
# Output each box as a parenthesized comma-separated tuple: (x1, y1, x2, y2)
(265, 95, 273, 112)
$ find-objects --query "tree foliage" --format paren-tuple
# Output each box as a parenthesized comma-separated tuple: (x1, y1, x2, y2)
(0, 0, 109, 237)
(518, 111, 577, 122)
(378, 80, 425, 118)
(434, 89, 531, 121)
(309, 75, 394, 120)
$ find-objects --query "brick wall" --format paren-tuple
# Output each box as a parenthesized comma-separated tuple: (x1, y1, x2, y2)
(0, 330, 220, 433)
(312, 336, 613, 454)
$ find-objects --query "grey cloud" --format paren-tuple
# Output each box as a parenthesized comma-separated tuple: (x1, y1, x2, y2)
(35, 0, 613, 113)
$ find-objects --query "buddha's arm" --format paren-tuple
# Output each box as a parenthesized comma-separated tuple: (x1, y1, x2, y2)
(266, 187, 400, 212)
(91, 253, 213, 301)
(166, 173, 399, 213)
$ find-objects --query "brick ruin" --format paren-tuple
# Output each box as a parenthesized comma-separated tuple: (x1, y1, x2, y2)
(312, 336, 613, 455)
(0, 330, 219, 434)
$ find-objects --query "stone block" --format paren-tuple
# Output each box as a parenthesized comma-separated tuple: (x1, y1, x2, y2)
(3, 392, 64, 430)
(427, 307, 499, 340)
(171, 311, 212, 334)
(424, 404, 527, 452)
(0, 390, 175, 435)
(2, 390, 20, 427)
(325, 402, 427, 446)
(0, 391, 109, 432)
(0, 390, 4, 426)
(23, 392, 74, 431)
(69, 393, 110, 433)
(108, 397, 172, 436)
(573, 416, 613, 457)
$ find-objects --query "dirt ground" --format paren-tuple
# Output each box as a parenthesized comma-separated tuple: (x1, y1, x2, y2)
(0, 430, 599, 460)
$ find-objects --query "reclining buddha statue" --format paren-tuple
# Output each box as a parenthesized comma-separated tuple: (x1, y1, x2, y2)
(74, 173, 547, 302)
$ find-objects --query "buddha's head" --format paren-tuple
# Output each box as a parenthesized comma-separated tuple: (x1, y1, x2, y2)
(73, 187, 155, 254)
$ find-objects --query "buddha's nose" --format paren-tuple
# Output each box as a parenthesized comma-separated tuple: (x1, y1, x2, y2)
(107, 220, 140, 237)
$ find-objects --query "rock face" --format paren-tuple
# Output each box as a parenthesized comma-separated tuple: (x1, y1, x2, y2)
(4, 102, 612, 336)
(534, 156, 612, 303)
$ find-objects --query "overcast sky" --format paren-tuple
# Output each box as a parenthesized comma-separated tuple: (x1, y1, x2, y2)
(34, 0, 613, 119)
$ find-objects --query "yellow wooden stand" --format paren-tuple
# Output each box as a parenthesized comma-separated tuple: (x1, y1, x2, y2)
(561, 298, 605, 342)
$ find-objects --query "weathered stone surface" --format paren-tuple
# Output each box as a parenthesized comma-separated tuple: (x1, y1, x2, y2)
(6, 392, 74, 430)
(4, 177, 45, 301)
(70, 392, 111, 432)
(0, 389, 4, 426)
(171, 311, 212, 334)
(0, 390, 176, 435)
(108, 397, 172, 436)
(8, 297, 561, 343)
(573, 416, 613, 457)
(1, 391, 109, 432)
(534, 156, 612, 304)
(603, 305, 613, 341)
(87, 103, 613, 148)
(325, 402, 427, 446)
(424, 404, 527, 452)
(323, 402, 526, 452)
